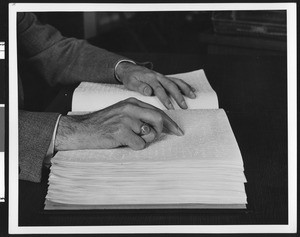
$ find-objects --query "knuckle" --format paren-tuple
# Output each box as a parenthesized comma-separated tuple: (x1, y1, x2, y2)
(155, 113, 163, 124)
(121, 103, 135, 113)
(168, 82, 180, 92)
(153, 85, 165, 94)
(145, 72, 156, 80)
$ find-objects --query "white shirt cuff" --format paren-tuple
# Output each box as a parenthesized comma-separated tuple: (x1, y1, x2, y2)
(114, 59, 136, 83)
(44, 114, 62, 166)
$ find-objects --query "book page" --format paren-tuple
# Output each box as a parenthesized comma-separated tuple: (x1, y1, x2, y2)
(72, 69, 219, 112)
(44, 200, 246, 210)
(47, 109, 247, 207)
(62, 109, 243, 167)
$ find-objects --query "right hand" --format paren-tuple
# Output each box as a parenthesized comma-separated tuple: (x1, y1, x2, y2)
(54, 98, 184, 151)
(115, 62, 196, 110)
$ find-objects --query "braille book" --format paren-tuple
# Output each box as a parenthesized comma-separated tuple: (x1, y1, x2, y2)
(45, 69, 247, 210)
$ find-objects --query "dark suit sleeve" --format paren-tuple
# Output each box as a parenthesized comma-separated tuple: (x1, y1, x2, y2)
(17, 13, 131, 182)
(17, 12, 127, 87)
(19, 110, 60, 182)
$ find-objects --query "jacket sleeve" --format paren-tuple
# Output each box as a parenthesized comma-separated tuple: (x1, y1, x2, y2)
(19, 110, 60, 183)
(17, 13, 131, 182)
(17, 12, 127, 87)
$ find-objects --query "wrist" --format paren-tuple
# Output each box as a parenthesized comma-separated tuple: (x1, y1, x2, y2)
(54, 115, 85, 151)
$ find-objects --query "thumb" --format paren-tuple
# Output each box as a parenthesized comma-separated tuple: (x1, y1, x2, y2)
(125, 78, 153, 96)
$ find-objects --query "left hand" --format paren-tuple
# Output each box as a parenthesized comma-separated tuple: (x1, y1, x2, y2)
(55, 98, 183, 151)
(115, 62, 196, 110)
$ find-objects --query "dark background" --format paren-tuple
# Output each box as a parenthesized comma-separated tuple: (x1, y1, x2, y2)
(20, 10, 287, 112)
(0, 60, 4, 105)
(35, 11, 286, 55)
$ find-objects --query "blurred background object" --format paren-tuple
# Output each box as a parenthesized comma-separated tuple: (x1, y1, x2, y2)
(87, 11, 212, 54)
(202, 10, 287, 55)
(212, 11, 286, 39)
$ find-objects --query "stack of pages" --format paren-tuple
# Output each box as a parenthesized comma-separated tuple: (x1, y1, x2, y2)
(45, 69, 247, 210)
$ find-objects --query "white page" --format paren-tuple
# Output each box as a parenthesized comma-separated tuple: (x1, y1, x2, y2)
(44, 200, 246, 210)
(56, 109, 243, 167)
(0, 42, 4, 59)
(47, 186, 247, 205)
(72, 69, 219, 112)
(50, 166, 247, 182)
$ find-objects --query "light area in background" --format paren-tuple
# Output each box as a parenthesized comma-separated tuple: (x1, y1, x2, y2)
(0, 41, 5, 201)
(0, 42, 4, 59)
(83, 12, 136, 38)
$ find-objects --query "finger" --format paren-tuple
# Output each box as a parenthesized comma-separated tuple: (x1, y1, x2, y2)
(126, 98, 184, 136)
(123, 117, 156, 142)
(125, 117, 156, 143)
(119, 129, 146, 150)
(161, 114, 184, 136)
(124, 99, 184, 136)
(136, 108, 164, 138)
(158, 76, 188, 109)
(146, 80, 174, 110)
(140, 123, 151, 135)
(168, 77, 196, 99)
(141, 127, 156, 143)
(120, 103, 162, 137)
(124, 77, 153, 96)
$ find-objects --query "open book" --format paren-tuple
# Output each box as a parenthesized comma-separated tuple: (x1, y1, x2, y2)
(45, 69, 247, 210)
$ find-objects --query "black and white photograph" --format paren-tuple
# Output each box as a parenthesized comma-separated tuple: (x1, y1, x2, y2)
(0, 2, 298, 236)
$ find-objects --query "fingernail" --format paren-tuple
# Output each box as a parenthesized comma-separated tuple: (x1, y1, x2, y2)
(168, 102, 175, 110)
(181, 100, 188, 109)
(177, 126, 184, 136)
(189, 91, 196, 98)
(143, 86, 152, 96)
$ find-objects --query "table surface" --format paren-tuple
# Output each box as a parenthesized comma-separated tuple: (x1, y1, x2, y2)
(18, 53, 288, 226)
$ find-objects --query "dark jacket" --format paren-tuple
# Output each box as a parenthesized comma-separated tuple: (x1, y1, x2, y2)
(18, 12, 126, 182)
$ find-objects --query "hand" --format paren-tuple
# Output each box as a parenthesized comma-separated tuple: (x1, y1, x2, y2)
(115, 62, 196, 110)
(54, 98, 183, 151)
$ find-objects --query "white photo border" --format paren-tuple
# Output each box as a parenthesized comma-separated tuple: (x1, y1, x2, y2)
(9, 2, 297, 234)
